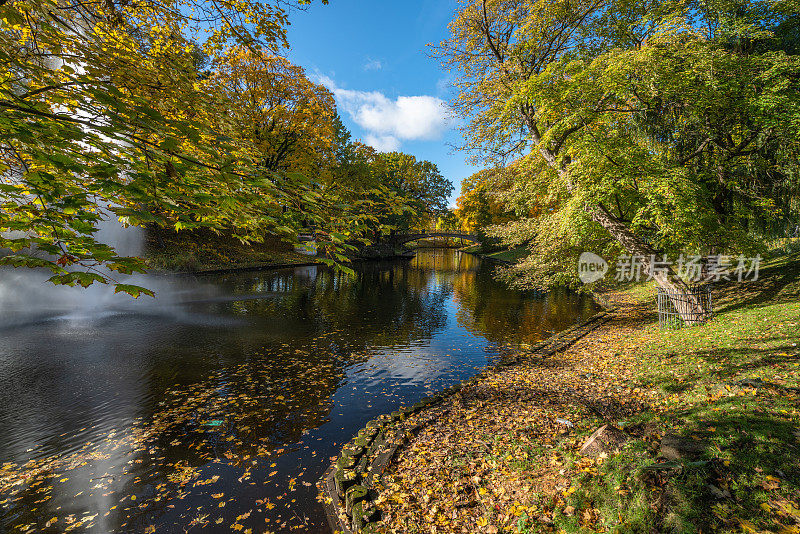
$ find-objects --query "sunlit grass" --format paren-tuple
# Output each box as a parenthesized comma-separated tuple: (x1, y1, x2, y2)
(559, 253, 800, 533)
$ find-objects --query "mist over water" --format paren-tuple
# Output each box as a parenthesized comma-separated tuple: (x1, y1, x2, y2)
(0, 215, 208, 327)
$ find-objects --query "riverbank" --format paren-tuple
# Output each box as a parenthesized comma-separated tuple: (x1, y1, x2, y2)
(367, 252, 800, 533)
(145, 227, 315, 272)
(144, 227, 420, 274)
(460, 244, 528, 265)
(319, 309, 614, 533)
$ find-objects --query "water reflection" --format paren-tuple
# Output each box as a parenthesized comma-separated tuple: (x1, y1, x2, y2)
(0, 250, 597, 533)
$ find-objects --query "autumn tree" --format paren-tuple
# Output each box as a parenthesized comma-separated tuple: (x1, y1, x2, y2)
(436, 210, 460, 231)
(0, 0, 336, 296)
(210, 49, 338, 177)
(374, 152, 454, 232)
(323, 116, 383, 195)
(438, 0, 800, 322)
(455, 167, 515, 233)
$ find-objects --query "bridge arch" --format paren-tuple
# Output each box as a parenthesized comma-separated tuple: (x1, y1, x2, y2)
(391, 232, 481, 245)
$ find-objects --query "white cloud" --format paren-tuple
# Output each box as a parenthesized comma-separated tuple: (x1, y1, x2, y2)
(363, 58, 383, 71)
(317, 75, 451, 152)
(364, 134, 400, 152)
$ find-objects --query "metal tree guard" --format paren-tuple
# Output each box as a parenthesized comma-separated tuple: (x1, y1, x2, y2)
(657, 284, 713, 328)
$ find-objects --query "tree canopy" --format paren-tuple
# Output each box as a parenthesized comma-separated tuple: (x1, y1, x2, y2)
(211, 48, 338, 177)
(373, 152, 454, 232)
(455, 167, 516, 233)
(438, 0, 800, 318)
(0, 0, 455, 295)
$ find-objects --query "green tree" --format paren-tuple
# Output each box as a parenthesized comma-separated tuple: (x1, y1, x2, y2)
(0, 0, 334, 296)
(436, 209, 459, 231)
(374, 152, 454, 232)
(438, 0, 800, 322)
(454, 167, 516, 233)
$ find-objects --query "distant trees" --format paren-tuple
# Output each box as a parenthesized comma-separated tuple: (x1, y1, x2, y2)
(438, 0, 800, 321)
(454, 167, 516, 233)
(373, 152, 453, 232)
(436, 210, 459, 231)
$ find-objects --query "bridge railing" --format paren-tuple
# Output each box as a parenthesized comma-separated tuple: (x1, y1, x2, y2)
(390, 232, 480, 244)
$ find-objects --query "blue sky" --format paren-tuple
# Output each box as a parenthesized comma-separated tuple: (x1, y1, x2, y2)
(285, 0, 477, 206)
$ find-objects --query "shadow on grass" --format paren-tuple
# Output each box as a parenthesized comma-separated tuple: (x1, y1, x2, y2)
(691, 344, 799, 377)
(563, 390, 800, 533)
(655, 396, 800, 531)
(715, 253, 800, 314)
(637, 344, 799, 396)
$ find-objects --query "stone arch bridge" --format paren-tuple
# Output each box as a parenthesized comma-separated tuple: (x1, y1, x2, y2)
(297, 231, 481, 245)
(389, 231, 480, 245)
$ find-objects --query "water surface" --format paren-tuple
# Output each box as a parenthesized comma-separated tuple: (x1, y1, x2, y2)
(0, 250, 597, 533)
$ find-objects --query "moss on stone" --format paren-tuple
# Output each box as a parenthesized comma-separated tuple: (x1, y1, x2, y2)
(345, 484, 368, 515)
(334, 469, 357, 498)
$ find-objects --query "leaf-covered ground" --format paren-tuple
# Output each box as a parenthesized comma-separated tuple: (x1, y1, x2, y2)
(376, 253, 800, 533)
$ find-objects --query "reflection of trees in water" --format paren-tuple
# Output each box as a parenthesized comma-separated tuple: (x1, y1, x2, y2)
(452, 262, 598, 345)
(210, 259, 453, 356)
(409, 249, 481, 273)
(0, 250, 600, 533)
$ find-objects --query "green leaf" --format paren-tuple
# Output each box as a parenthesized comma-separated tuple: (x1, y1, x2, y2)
(114, 284, 156, 299)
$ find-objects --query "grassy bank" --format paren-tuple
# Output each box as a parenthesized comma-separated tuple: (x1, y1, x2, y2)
(462, 244, 529, 264)
(144, 227, 315, 272)
(375, 253, 800, 533)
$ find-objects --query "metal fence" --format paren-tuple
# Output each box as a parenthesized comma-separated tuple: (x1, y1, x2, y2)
(657, 285, 713, 329)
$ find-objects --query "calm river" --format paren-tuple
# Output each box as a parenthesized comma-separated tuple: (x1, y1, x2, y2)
(0, 250, 597, 533)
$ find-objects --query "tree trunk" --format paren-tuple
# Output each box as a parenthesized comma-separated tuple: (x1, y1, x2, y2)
(589, 204, 708, 325)
(519, 108, 709, 325)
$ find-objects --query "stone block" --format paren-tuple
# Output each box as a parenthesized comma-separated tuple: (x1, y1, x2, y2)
(345, 485, 368, 515)
(334, 469, 357, 499)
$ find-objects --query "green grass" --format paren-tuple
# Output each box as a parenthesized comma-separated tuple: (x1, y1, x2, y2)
(486, 247, 529, 263)
(460, 243, 482, 253)
(557, 253, 800, 533)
